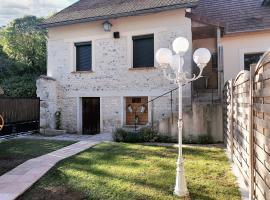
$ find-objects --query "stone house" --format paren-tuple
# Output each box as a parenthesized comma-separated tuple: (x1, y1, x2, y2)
(38, 0, 270, 142)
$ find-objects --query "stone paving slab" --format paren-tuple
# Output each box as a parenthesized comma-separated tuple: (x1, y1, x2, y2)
(0, 133, 112, 200)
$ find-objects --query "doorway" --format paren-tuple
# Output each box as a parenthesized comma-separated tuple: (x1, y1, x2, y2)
(126, 97, 148, 125)
(82, 97, 100, 134)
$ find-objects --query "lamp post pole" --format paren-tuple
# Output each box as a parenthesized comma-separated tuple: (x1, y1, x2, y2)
(174, 54, 188, 196)
(155, 37, 211, 197)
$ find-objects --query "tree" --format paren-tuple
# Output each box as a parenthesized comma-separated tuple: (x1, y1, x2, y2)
(0, 16, 47, 74)
(0, 16, 47, 97)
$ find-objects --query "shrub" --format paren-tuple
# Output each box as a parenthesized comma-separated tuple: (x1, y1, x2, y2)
(183, 134, 214, 144)
(113, 127, 177, 143)
(138, 127, 158, 142)
(113, 128, 128, 142)
(55, 110, 62, 130)
(197, 134, 214, 144)
(155, 135, 178, 143)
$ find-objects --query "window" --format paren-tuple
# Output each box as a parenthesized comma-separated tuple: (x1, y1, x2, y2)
(75, 42, 92, 71)
(244, 53, 264, 70)
(132, 97, 142, 103)
(132, 34, 154, 68)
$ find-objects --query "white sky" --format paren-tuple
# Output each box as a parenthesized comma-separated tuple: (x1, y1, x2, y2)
(0, 0, 78, 26)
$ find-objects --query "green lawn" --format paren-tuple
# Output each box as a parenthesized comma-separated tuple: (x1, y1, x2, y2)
(19, 143, 241, 200)
(0, 139, 74, 176)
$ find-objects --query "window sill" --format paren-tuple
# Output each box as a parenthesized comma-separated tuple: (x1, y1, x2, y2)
(129, 67, 157, 71)
(71, 70, 94, 74)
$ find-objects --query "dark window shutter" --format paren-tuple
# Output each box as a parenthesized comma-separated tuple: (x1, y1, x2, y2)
(133, 34, 154, 68)
(75, 42, 92, 71)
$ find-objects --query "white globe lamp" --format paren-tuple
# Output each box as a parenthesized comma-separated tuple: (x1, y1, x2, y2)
(172, 37, 189, 54)
(193, 48, 211, 67)
(155, 48, 173, 65)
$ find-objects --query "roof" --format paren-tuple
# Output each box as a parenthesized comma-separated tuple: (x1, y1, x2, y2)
(42, 0, 199, 28)
(192, 0, 270, 34)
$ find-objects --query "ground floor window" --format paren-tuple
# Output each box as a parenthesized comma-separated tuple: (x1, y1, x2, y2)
(244, 52, 264, 70)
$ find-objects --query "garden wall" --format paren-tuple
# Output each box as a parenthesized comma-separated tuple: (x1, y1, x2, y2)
(223, 51, 270, 200)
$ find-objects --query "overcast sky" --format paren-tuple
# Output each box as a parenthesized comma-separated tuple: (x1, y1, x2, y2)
(0, 0, 78, 26)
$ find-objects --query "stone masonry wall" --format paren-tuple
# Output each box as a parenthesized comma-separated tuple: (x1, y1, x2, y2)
(38, 9, 194, 133)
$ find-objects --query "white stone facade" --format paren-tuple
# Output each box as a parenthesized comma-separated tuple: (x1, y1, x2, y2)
(37, 9, 193, 133)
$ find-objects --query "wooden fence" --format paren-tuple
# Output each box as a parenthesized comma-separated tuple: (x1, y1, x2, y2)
(0, 97, 40, 135)
(223, 51, 270, 200)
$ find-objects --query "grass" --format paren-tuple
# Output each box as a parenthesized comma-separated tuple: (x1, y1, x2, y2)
(18, 143, 241, 200)
(0, 139, 74, 176)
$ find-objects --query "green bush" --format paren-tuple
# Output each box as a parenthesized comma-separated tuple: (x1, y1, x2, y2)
(154, 135, 177, 143)
(113, 127, 177, 143)
(0, 74, 38, 97)
(197, 134, 214, 144)
(183, 134, 214, 144)
(138, 127, 158, 142)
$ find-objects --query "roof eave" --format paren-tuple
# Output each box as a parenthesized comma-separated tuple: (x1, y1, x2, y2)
(186, 12, 225, 28)
(40, 3, 198, 28)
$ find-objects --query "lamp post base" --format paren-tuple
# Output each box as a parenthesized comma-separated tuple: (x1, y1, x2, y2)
(174, 157, 189, 197)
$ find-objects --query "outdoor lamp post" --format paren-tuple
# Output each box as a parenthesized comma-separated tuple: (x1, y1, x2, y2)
(155, 37, 211, 197)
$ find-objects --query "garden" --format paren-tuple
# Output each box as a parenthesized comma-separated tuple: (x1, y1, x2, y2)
(0, 139, 74, 176)
(18, 142, 241, 200)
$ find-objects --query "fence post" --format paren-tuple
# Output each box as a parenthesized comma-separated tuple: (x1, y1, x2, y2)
(249, 64, 255, 200)
(230, 80, 234, 161)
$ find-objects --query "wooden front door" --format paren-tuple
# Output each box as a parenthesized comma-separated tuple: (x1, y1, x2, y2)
(126, 97, 148, 125)
(82, 98, 100, 134)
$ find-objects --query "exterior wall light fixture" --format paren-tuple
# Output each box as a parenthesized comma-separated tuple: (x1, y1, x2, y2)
(103, 21, 112, 32)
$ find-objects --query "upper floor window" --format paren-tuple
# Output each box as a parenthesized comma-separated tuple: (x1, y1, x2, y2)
(244, 52, 264, 71)
(75, 42, 92, 71)
(132, 34, 154, 68)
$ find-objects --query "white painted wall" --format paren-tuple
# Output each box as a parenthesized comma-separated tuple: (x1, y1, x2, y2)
(221, 30, 270, 82)
(40, 9, 193, 133)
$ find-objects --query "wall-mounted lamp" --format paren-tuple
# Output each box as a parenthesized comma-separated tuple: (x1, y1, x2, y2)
(103, 21, 112, 32)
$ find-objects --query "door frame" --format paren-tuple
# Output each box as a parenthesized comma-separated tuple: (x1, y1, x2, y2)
(77, 97, 103, 134)
(123, 96, 151, 126)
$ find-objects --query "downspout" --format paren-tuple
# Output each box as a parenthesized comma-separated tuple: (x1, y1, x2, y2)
(217, 27, 224, 99)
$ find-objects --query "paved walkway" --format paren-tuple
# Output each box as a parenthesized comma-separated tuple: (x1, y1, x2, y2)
(18, 133, 99, 141)
(0, 133, 112, 200)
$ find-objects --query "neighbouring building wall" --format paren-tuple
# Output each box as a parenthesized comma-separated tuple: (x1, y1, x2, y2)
(158, 102, 223, 142)
(192, 38, 218, 90)
(222, 30, 270, 82)
(41, 9, 193, 133)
